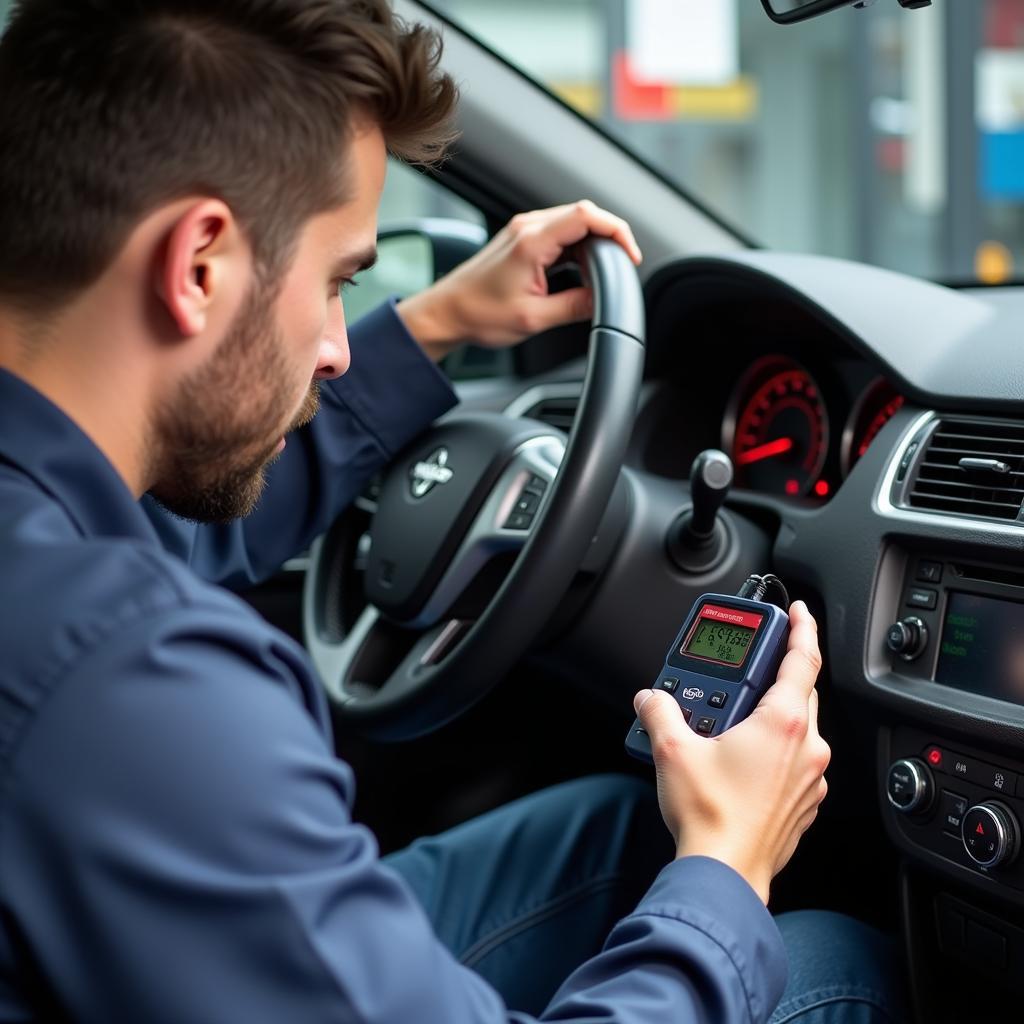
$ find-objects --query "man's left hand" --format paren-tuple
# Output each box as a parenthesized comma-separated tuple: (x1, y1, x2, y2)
(396, 200, 642, 362)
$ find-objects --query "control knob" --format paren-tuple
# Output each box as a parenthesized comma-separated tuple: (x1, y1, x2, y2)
(962, 801, 1020, 869)
(886, 758, 932, 814)
(886, 617, 928, 661)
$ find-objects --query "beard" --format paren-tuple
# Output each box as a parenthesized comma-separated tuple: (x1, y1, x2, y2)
(147, 282, 321, 524)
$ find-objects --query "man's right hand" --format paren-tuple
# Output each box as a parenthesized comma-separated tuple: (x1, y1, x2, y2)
(634, 600, 830, 905)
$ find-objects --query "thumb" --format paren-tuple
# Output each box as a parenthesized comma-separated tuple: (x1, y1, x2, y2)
(634, 689, 696, 753)
(522, 287, 593, 333)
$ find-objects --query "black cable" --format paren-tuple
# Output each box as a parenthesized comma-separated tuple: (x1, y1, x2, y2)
(736, 573, 790, 611)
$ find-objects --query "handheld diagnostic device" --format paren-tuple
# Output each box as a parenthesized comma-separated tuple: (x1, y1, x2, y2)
(625, 574, 791, 762)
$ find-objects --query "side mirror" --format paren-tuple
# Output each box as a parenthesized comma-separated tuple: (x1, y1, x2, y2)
(343, 218, 487, 326)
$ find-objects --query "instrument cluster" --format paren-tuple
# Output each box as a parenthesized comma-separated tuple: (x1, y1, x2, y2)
(721, 355, 904, 501)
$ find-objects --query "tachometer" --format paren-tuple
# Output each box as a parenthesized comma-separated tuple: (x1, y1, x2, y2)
(841, 377, 904, 477)
(725, 357, 829, 497)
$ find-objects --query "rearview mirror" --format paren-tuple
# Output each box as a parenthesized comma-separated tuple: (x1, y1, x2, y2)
(760, 0, 931, 25)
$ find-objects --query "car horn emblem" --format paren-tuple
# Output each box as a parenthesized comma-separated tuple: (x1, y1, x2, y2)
(410, 447, 454, 498)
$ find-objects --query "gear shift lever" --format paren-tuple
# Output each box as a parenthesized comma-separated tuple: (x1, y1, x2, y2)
(666, 449, 733, 573)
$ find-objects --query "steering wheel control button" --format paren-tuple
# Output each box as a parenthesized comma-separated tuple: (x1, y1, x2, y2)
(708, 690, 728, 709)
(659, 677, 679, 693)
(503, 511, 534, 531)
(940, 791, 969, 835)
(523, 474, 548, 497)
(887, 617, 928, 661)
(695, 716, 716, 735)
(916, 560, 943, 583)
(962, 802, 1020, 869)
(887, 758, 932, 814)
(514, 491, 541, 515)
(906, 588, 937, 610)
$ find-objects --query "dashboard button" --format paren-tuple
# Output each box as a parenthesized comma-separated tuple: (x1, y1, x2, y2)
(906, 588, 938, 610)
(940, 790, 968, 835)
(887, 758, 932, 813)
(916, 560, 943, 583)
(981, 764, 1017, 796)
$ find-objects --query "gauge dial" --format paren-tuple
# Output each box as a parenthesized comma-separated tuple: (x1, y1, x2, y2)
(726, 358, 829, 497)
(841, 377, 905, 477)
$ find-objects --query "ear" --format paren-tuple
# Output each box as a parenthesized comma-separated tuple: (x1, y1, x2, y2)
(156, 200, 245, 337)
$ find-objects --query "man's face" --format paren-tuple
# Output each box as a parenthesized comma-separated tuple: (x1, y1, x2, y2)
(149, 125, 385, 523)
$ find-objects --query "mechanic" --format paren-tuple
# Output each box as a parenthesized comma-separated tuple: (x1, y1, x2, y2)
(0, 1, 905, 1021)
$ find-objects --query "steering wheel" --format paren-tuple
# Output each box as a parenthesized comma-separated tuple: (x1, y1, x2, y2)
(303, 238, 645, 740)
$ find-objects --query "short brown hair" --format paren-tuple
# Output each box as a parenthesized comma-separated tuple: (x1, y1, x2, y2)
(0, 0, 457, 311)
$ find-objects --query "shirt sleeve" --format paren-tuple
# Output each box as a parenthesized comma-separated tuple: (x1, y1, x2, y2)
(3, 597, 786, 1024)
(142, 299, 457, 588)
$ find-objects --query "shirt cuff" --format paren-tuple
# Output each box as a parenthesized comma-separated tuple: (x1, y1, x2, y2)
(322, 298, 458, 459)
(629, 855, 787, 1021)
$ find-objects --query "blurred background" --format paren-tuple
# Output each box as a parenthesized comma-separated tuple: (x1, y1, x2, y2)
(5, 0, 1024, 285)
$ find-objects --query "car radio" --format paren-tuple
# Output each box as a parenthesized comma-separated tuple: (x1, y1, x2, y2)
(884, 554, 1024, 708)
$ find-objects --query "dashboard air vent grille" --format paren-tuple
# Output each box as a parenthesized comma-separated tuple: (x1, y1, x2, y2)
(908, 419, 1024, 521)
(524, 396, 579, 432)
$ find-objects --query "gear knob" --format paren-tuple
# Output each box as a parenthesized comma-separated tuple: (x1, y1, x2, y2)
(666, 449, 734, 574)
(688, 449, 733, 538)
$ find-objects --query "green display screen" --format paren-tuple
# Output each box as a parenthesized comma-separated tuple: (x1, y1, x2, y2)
(683, 619, 756, 666)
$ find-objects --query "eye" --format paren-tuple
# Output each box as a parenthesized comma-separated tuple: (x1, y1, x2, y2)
(333, 277, 359, 299)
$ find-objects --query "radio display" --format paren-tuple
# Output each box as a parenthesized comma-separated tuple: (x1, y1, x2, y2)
(936, 591, 1024, 705)
(682, 604, 763, 667)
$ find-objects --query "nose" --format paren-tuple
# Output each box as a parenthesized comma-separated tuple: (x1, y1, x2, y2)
(315, 300, 350, 381)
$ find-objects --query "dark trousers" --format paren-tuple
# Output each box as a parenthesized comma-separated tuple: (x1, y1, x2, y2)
(386, 774, 906, 1021)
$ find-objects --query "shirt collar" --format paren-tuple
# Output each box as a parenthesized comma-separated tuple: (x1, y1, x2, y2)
(0, 368, 161, 546)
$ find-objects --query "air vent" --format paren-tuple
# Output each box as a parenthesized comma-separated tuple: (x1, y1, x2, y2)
(908, 419, 1024, 521)
(523, 395, 579, 432)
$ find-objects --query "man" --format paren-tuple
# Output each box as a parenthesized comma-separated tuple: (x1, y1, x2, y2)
(0, 1, 904, 1021)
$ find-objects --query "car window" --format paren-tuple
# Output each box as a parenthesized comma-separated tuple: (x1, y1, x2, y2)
(361, 159, 508, 382)
(432, 0, 1024, 286)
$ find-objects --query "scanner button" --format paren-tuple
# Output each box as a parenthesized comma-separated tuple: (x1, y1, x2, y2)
(708, 691, 727, 709)
(679, 706, 693, 725)
(659, 677, 679, 693)
(695, 716, 716, 735)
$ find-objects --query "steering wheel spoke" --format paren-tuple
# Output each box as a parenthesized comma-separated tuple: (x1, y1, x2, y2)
(407, 435, 564, 628)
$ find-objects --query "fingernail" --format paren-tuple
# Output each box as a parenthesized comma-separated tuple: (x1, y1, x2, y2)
(633, 689, 655, 714)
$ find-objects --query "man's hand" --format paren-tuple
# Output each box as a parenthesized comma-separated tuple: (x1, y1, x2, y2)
(634, 600, 830, 905)
(396, 200, 642, 362)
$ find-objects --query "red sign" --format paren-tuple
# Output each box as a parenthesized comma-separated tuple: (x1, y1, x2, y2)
(699, 603, 764, 631)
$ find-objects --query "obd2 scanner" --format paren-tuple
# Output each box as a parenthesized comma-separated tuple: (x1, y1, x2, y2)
(625, 574, 791, 763)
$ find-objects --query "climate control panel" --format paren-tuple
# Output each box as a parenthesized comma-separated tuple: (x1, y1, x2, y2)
(882, 726, 1024, 900)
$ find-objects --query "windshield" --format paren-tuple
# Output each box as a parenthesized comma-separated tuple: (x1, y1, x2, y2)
(431, 0, 1024, 286)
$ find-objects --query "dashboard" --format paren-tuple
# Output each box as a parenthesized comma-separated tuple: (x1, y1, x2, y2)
(501, 251, 1024, 1005)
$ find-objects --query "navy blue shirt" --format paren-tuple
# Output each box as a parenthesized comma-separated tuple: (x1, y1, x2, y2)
(0, 302, 785, 1022)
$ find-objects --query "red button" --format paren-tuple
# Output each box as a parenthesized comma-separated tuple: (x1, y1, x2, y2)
(926, 746, 943, 767)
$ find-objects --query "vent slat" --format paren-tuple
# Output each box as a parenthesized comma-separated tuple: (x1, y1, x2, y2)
(908, 418, 1024, 523)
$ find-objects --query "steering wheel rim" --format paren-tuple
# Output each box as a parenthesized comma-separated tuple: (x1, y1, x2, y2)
(303, 237, 645, 741)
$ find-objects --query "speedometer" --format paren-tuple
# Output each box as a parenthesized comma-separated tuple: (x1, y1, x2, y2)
(724, 357, 829, 497)
(841, 377, 904, 477)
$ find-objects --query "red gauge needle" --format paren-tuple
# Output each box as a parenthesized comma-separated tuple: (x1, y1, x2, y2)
(738, 437, 794, 465)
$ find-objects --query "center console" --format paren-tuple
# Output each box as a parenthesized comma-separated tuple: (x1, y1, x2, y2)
(870, 549, 1024, 1011)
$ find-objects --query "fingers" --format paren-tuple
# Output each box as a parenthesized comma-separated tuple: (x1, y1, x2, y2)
(634, 688, 696, 761)
(514, 200, 642, 265)
(518, 287, 593, 333)
(758, 600, 822, 713)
